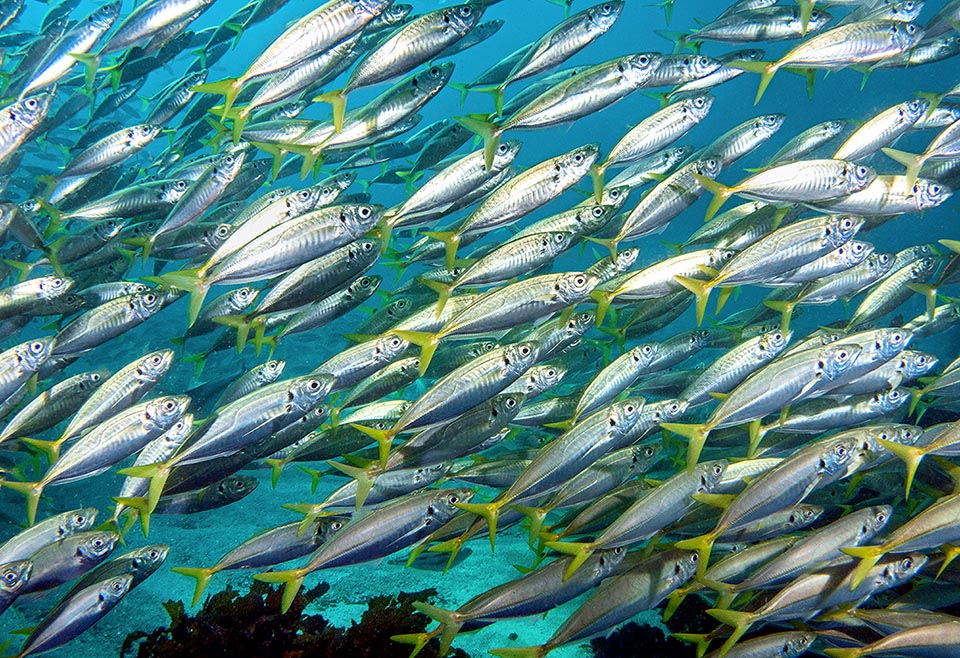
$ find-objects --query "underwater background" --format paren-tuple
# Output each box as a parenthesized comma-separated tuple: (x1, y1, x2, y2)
(0, 0, 958, 657)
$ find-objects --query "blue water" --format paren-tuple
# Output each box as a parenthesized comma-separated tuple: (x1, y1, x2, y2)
(1, 1, 959, 657)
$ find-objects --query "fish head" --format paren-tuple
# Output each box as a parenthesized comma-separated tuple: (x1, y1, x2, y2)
(93, 218, 127, 242)
(258, 360, 286, 384)
(378, 2, 413, 25)
(695, 157, 722, 180)
(342, 203, 384, 237)
(0, 560, 31, 598)
(563, 312, 595, 341)
(160, 179, 190, 204)
(491, 392, 526, 422)
(758, 329, 793, 359)
(59, 508, 99, 538)
(556, 144, 600, 183)
(867, 252, 895, 277)
(15, 337, 53, 372)
(211, 149, 246, 180)
(527, 365, 566, 396)
(318, 516, 349, 545)
(227, 287, 258, 313)
(904, 350, 937, 378)
(130, 545, 170, 576)
(491, 140, 522, 171)
(824, 214, 863, 248)
(575, 203, 616, 235)
(874, 327, 912, 360)
(902, 97, 931, 124)
(145, 395, 191, 432)
(599, 184, 631, 209)
(818, 343, 861, 381)
(218, 475, 258, 502)
(588, 1, 624, 30)
(753, 113, 785, 139)
(595, 545, 631, 578)
(503, 340, 540, 374)
(78, 531, 119, 563)
(14, 93, 53, 128)
(287, 184, 331, 214)
(911, 256, 939, 279)
(292, 375, 336, 410)
(820, 436, 857, 475)
(820, 119, 846, 137)
(541, 231, 573, 257)
(784, 632, 816, 658)
(129, 290, 165, 320)
(697, 460, 728, 492)
(888, 22, 924, 51)
(612, 247, 640, 273)
(374, 333, 408, 362)
(786, 504, 823, 530)
(411, 62, 455, 97)
(687, 329, 713, 350)
(842, 161, 876, 195)
(38, 275, 72, 300)
(876, 551, 927, 589)
(622, 52, 662, 87)
(93, 1, 122, 25)
(839, 240, 874, 267)
(131, 123, 163, 146)
(553, 272, 599, 304)
(860, 505, 894, 540)
(672, 550, 700, 584)
(684, 94, 714, 122)
(77, 370, 108, 392)
(136, 349, 175, 383)
(873, 387, 909, 413)
(655, 398, 687, 425)
(912, 178, 951, 211)
(348, 239, 382, 266)
(348, 275, 382, 301)
(358, 0, 397, 17)
(430, 488, 475, 523)
(631, 343, 658, 368)
(804, 7, 833, 32)
(671, 54, 723, 83)
(631, 443, 661, 471)
(610, 396, 645, 429)
(99, 574, 134, 606)
(441, 4, 483, 35)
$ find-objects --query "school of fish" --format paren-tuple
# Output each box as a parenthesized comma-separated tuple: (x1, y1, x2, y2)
(0, 0, 958, 656)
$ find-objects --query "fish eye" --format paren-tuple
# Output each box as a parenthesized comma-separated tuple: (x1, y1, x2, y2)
(461, 6, 471, 14)
(694, 97, 705, 107)
(519, 345, 531, 356)
(506, 397, 517, 407)
(299, 190, 310, 200)
(497, 143, 508, 153)
(91, 373, 100, 382)
(575, 275, 586, 285)
(713, 464, 722, 475)
(94, 539, 105, 549)
(26, 99, 36, 110)
(645, 446, 655, 456)
(148, 549, 159, 559)
(555, 233, 565, 242)
(906, 24, 916, 34)
(901, 557, 913, 569)
(74, 514, 86, 524)
(332, 521, 343, 530)
(838, 350, 848, 359)
(112, 581, 124, 592)
(30, 341, 43, 352)
(448, 494, 460, 504)
(811, 9, 821, 19)
(163, 400, 176, 411)
(856, 166, 869, 178)
(430, 67, 441, 76)
(3, 571, 16, 584)
(671, 403, 680, 412)
(625, 404, 635, 413)
(613, 546, 624, 554)
(235, 480, 245, 490)
(691, 553, 698, 562)
(144, 293, 157, 303)
(877, 512, 886, 522)
(309, 380, 321, 391)
(638, 55, 649, 65)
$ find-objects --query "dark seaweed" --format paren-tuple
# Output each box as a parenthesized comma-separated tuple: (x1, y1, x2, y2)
(121, 581, 470, 658)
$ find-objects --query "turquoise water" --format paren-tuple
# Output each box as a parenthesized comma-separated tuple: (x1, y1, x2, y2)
(0, 1, 959, 657)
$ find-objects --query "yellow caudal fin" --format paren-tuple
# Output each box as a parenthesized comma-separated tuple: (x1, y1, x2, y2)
(468, 83, 508, 116)
(116, 461, 173, 529)
(674, 532, 718, 578)
(264, 458, 288, 488)
(18, 437, 63, 465)
(36, 198, 64, 239)
(454, 113, 502, 169)
(171, 566, 216, 607)
(660, 422, 712, 473)
(588, 163, 606, 203)
(511, 505, 550, 545)
(705, 608, 755, 657)
(729, 59, 780, 104)
(692, 173, 734, 222)
(295, 466, 324, 495)
(840, 545, 885, 591)
(823, 650, 862, 658)
(411, 602, 463, 655)
(583, 235, 619, 261)
(192, 77, 242, 120)
(111, 496, 155, 537)
(590, 289, 617, 327)
(906, 283, 938, 322)
(673, 632, 716, 658)
(146, 268, 209, 327)
(349, 423, 398, 469)
(392, 330, 440, 375)
(68, 52, 102, 91)
(543, 541, 596, 581)
(421, 230, 462, 272)
(877, 438, 924, 501)
(674, 275, 713, 326)
(391, 629, 440, 658)
(326, 460, 377, 510)
(253, 569, 306, 614)
(455, 501, 505, 551)
(882, 147, 924, 188)
(0, 480, 44, 527)
(417, 277, 456, 319)
(763, 299, 797, 334)
(211, 314, 253, 352)
(488, 646, 548, 658)
(313, 89, 347, 134)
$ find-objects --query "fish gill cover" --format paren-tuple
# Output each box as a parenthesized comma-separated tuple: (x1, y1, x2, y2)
(0, 0, 958, 657)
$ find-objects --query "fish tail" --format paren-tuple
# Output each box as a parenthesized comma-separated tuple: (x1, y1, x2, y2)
(411, 602, 464, 655)
(660, 422, 712, 473)
(489, 646, 549, 658)
(674, 275, 713, 326)
(248, 141, 288, 181)
(762, 299, 797, 334)
(455, 501, 504, 551)
(116, 462, 172, 528)
(422, 230, 462, 272)
(588, 163, 606, 203)
(211, 314, 252, 352)
(543, 541, 596, 581)
(881, 147, 924, 188)
(447, 82, 471, 107)
(673, 633, 715, 658)
(706, 608, 755, 657)
(182, 352, 207, 380)
(1, 259, 34, 282)
(582, 235, 618, 260)
(468, 83, 507, 116)
(729, 59, 779, 105)
(796, 0, 815, 35)
(18, 436, 63, 465)
(171, 567, 216, 607)
(36, 198, 64, 238)
(589, 289, 617, 327)
(416, 276, 456, 319)
(907, 386, 925, 417)
(906, 282, 938, 322)
(253, 569, 306, 614)
(654, 29, 689, 54)
(192, 77, 242, 120)
(68, 52, 102, 90)
(393, 329, 441, 375)
(511, 505, 549, 545)
(264, 458, 287, 489)
(394, 169, 423, 195)
(349, 423, 398, 469)
(823, 649, 862, 658)
(146, 268, 209, 327)
(674, 533, 717, 577)
(662, 589, 687, 622)
(543, 419, 574, 432)
(313, 89, 347, 134)
(326, 460, 377, 510)
(877, 438, 924, 501)
(390, 629, 440, 658)
(840, 545, 884, 591)
(0, 480, 43, 526)
(692, 173, 733, 222)
(295, 465, 324, 495)
(111, 496, 156, 537)
(454, 113, 502, 169)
